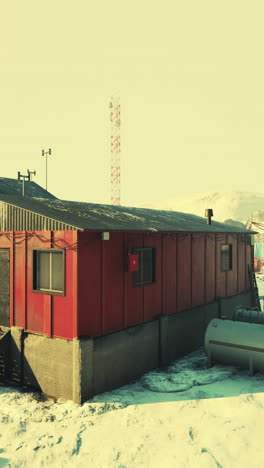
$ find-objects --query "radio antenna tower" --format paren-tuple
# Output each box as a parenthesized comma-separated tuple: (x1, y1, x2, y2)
(110, 93, 121, 205)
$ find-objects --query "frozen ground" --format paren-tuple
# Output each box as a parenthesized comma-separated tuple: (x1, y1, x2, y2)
(1, 280, 264, 467)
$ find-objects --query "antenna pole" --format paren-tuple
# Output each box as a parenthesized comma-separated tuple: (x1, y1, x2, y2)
(18, 170, 35, 196)
(110, 93, 121, 206)
(42, 148, 52, 191)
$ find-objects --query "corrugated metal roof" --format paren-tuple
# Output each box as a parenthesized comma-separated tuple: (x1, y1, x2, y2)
(0, 177, 57, 199)
(0, 194, 258, 233)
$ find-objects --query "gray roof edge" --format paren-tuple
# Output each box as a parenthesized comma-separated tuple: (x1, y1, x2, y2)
(0, 199, 80, 231)
(0, 195, 259, 234)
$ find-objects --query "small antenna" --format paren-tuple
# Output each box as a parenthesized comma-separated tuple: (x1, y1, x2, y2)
(18, 170, 34, 196)
(27, 169, 36, 181)
(42, 148, 52, 191)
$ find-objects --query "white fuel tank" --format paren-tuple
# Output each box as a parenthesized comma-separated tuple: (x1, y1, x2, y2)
(204, 318, 264, 375)
(232, 306, 264, 324)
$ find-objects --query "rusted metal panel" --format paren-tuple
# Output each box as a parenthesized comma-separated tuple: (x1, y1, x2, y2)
(0, 249, 10, 326)
(162, 235, 177, 315)
(191, 233, 205, 308)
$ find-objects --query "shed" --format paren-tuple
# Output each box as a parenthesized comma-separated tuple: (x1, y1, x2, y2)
(0, 194, 258, 403)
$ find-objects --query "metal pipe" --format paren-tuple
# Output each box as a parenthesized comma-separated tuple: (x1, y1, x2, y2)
(205, 208, 214, 225)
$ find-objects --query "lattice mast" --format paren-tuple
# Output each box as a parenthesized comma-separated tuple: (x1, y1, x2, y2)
(110, 94, 121, 205)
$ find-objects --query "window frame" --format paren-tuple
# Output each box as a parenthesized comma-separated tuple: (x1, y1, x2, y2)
(132, 247, 156, 287)
(32, 249, 65, 296)
(220, 243, 233, 272)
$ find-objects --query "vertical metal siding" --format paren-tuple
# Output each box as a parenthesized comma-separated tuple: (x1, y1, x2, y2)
(216, 233, 226, 297)
(102, 232, 124, 335)
(177, 234, 191, 312)
(205, 234, 216, 303)
(226, 234, 238, 296)
(191, 233, 205, 308)
(77, 231, 102, 337)
(161, 234, 177, 315)
(143, 235, 162, 322)
(245, 239, 251, 290)
(0, 202, 77, 231)
(238, 234, 246, 293)
(123, 233, 144, 328)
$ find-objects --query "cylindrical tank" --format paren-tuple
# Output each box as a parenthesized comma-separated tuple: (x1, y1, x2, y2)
(254, 257, 261, 272)
(232, 306, 264, 324)
(204, 318, 264, 375)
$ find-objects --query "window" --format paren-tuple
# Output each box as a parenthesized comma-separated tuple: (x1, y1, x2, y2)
(133, 247, 156, 286)
(33, 250, 65, 294)
(220, 244, 232, 272)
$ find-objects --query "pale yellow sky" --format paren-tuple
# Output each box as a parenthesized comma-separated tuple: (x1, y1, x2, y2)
(1, 1, 263, 205)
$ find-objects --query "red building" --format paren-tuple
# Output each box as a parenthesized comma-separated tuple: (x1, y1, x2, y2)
(0, 186, 258, 403)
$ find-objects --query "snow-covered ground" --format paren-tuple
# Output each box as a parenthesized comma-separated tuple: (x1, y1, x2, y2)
(1, 281, 264, 467)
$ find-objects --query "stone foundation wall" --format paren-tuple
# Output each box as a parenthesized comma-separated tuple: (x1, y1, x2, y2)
(1, 291, 253, 404)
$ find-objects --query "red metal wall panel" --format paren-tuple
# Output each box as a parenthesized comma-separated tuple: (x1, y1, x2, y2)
(162, 235, 177, 315)
(238, 234, 246, 293)
(102, 232, 124, 335)
(177, 234, 191, 312)
(205, 234, 216, 303)
(77, 231, 102, 337)
(25, 230, 77, 339)
(124, 233, 144, 328)
(13, 232, 27, 328)
(52, 230, 77, 339)
(14, 242, 23, 327)
(0, 234, 12, 327)
(26, 231, 51, 334)
(245, 238, 251, 290)
(226, 234, 238, 296)
(216, 234, 226, 297)
(191, 233, 205, 308)
(143, 235, 162, 322)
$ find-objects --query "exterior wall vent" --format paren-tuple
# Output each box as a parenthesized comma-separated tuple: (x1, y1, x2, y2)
(205, 208, 213, 225)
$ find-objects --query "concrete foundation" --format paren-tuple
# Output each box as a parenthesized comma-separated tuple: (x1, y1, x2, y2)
(0, 291, 253, 404)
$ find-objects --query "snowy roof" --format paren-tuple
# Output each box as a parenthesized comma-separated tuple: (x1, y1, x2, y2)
(0, 194, 258, 233)
(0, 177, 57, 199)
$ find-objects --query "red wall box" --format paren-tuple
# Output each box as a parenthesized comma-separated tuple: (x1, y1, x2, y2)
(127, 253, 139, 272)
(0, 229, 253, 340)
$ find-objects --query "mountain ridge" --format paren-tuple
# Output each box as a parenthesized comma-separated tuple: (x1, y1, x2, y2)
(131, 190, 264, 225)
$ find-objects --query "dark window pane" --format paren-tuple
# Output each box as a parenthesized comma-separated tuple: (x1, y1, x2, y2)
(133, 248, 155, 285)
(133, 249, 143, 284)
(51, 252, 63, 291)
(143, 249, 153, 283)
(37, 252, 50, 289)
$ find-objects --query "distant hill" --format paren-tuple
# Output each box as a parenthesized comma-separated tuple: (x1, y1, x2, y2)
(223, 219, 245, 229)
(133, 190, 264, 225)
(245, 210, 264, 241)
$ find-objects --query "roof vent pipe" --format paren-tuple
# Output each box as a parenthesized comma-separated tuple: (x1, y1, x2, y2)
(205, 208, 213, 225)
